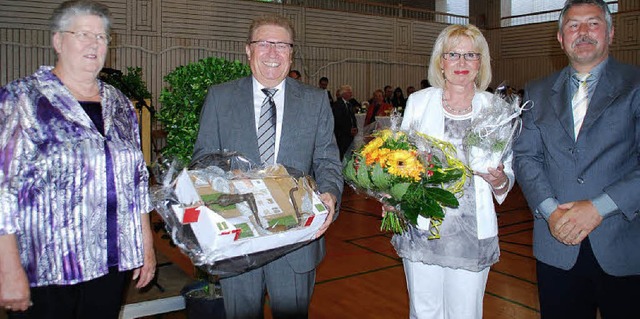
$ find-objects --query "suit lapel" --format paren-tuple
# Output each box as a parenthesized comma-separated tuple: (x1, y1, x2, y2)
(278, 77, 303, 162)
(550, 69, 576, 140)
(235, 76, 261, 161)
(579, 60, 620, 137)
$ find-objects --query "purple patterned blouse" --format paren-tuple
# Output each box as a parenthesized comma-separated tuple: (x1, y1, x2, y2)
(0, 66, 152, 287)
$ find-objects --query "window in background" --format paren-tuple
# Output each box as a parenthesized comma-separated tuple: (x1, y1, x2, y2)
(501, 0, 618, 27)
(435, 0, 469, 24)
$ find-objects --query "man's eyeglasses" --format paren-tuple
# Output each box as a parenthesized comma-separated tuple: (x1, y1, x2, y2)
(442, 52, 482, 61)
(250, 40, 293, 53)
(61, 31, 111, 45)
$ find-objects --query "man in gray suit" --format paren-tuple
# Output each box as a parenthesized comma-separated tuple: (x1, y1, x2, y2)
(513, 0, 640, 318)
(192, 15, 343, 318)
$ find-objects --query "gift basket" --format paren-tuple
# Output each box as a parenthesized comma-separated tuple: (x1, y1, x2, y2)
(150, 152, 329, 277)
(463, 83, 531, 174)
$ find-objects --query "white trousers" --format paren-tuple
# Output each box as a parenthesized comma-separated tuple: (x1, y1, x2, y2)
(403, 259, 490, 319)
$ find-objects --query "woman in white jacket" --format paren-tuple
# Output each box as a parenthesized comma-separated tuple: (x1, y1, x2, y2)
(392, 24, 514, 319)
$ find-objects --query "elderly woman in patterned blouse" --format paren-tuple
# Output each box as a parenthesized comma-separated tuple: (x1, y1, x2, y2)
(0, 1, 155, 317)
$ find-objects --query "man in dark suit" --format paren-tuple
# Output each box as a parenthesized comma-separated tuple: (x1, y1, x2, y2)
(383, 85, 393, 105)
(318, 76, 334, 103)
(192, 15, 343, 319)
(513, 1, 640, 318)
(331, 84, 358, 160)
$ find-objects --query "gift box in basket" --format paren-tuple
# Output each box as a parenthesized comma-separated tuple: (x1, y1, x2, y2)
(151, 152, 328, 276)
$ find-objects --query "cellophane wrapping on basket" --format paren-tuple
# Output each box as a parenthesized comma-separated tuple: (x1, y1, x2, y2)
(150, 152, 329, 277)
(464, 84, 526, 174)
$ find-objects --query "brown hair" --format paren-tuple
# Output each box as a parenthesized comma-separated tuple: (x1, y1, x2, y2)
(247, 15, 295, 43)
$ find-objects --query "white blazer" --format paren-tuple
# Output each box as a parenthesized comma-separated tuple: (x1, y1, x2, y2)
(401, 87, 514, 239)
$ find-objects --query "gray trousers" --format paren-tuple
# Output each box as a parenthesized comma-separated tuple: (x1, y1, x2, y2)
(220, 256, 316, 319)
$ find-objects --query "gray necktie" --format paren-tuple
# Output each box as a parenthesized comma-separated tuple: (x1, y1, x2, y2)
(258, 88, 277, 164)
(572, 73, 590, 140)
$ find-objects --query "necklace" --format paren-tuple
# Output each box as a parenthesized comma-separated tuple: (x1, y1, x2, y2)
(441, 92, 472, 114)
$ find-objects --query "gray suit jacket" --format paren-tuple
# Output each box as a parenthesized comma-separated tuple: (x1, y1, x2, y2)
(513, 58, 640, 276)
(193, 76, 343, 273)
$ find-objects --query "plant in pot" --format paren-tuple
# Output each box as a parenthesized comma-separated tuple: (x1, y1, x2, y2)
(99, 66, 152, 106)
(157, 56, 252, 164)
(156, 56, 251, 317)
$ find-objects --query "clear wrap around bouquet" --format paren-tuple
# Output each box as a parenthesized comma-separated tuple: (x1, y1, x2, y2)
(150, 152, 329, 277)
(343, 115, 470, 239)
(464, 83, 530, 174)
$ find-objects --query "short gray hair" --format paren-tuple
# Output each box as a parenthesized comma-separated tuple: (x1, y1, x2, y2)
(558, 0, 613, 34)
(50, 0, 112, 34)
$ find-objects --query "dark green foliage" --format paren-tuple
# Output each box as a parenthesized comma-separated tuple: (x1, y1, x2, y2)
(157, 57, 251, 164)
(99, 67, 152, 101)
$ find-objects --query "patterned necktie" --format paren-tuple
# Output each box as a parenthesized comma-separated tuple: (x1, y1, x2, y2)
(258, 88, 277, 164)
(572, 73, 590, 140)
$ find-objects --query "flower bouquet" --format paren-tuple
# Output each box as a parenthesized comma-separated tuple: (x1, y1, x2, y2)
(343, 127, 468, 239)
(463, 83, 529, 174)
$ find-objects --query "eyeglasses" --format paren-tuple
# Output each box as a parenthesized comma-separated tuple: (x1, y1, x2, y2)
(250, 40, 293, 53)
(61, 31, 111, 45)
(442, 52, 481, 61)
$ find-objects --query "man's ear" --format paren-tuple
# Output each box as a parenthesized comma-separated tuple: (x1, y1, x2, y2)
(557, 31, 564, 50)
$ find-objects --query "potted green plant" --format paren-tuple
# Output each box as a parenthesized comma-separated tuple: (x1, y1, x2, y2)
(99, 66, 152, 102)
(157, 57, 252, 164)
(156, 57, 251, 317)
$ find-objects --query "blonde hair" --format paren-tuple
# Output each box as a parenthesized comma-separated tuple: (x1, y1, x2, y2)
(427, 24, 492, 91)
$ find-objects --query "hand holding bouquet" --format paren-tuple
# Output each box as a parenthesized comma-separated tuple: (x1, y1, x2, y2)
(343, 128, 469, 238)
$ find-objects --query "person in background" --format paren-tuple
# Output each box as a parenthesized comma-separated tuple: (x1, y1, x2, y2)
(406, 85, 416, 96)
(318, 76, 334, 103)
(332, 84, 359, 160)
(391, 87, 406, 109)
(192, 14, 343, 319)
(364, 89, 393, 126)
(288, 69, 301, 80)
(420, 79, 431, 89)
(383, 85, 394, 104)
(0, 1, 156, 318)
(513, 0, 640, 317)
(393, 24, 513, 319)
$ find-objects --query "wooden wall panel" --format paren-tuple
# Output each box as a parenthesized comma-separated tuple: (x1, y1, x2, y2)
(1, 0, 638, 108)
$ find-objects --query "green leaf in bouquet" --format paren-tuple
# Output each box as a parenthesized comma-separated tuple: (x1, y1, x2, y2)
(356, 161, 374, 189)
(491, 139, 507, 152)
(464, 132, 482, 147)
(343, 157, 358, 184)
(418, 197, 445, 219)
(426, 167, 463, 184)
(390, 182, 411, 200)
(425, 187, 459, 208)
(371, 163, 391, 190)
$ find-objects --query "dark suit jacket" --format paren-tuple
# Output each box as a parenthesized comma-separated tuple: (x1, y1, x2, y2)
(331, 98, 357, 159)
(513, 58, 640, 276)
(193, 76, 343, 273)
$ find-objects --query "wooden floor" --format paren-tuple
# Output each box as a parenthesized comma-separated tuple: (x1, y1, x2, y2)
(133, 183, 539, 319)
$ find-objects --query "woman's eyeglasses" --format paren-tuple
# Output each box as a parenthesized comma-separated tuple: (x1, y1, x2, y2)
(61, 31, 111, 45)
(442, 52, 481, 61)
